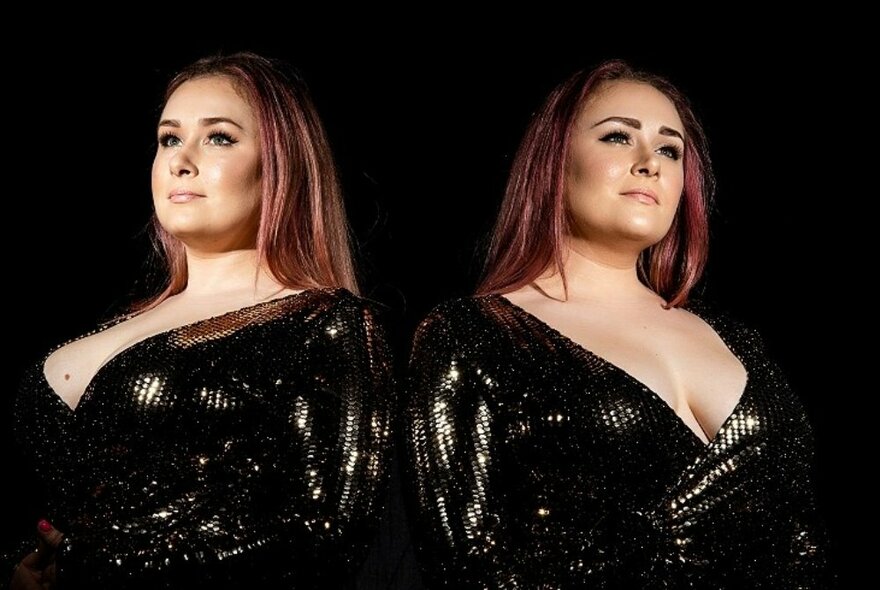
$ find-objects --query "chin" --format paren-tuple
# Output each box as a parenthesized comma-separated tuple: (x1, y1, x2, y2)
(156, 210, 205, 232)
(156, 220, 206, 243)
(622, 218, 673, 242)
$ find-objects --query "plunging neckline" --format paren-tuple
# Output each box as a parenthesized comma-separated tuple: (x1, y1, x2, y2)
(41, 289, 320, 413)
(490, 294, 751, 450)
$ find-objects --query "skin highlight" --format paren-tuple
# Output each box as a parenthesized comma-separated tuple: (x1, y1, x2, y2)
(502, 79, 744, 445)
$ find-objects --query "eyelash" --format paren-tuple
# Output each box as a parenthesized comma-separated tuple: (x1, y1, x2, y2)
(157, 131, 238, 148)
(599, 130, 683, 161)
(208, 131, 237, 146)
(157, 132, 179, 148)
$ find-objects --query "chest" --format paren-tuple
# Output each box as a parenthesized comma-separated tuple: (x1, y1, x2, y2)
(567, 319, 745, 407)
(42, 320, 163, 410)
(533, 308, 748, 444)
(41, 302, 275, 411)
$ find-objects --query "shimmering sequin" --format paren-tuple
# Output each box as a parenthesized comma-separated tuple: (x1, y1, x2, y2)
(6, 288, 394, 588)
(405, 295, 834, 588)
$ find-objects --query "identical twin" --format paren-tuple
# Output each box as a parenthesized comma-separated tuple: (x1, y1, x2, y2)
(5, 53, 834, 588)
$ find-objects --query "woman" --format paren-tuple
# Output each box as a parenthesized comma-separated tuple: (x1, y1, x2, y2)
(5, 52, 394, 588)
(405, 60, 834, 588)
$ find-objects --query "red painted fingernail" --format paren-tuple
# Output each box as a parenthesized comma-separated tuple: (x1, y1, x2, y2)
(38, 519, 52, 532)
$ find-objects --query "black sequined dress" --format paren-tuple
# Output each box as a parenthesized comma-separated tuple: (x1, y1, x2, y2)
(405, 295, 833, 589)
(5, 288, 394, 589)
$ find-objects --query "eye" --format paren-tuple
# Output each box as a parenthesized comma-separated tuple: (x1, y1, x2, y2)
(207, 131, 237, 146)
(599, 130, 631, 145)
(657, 144, 683, 161)
(158, 132, 181, 148)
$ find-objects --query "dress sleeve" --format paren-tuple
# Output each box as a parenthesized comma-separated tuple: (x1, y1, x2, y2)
(49, 296, 396, 587)
(772, 384, 837, 587)
(2, 363, 74, 588)
(269, 297, 397, 572)
(404, 305, 524, 589)
(745, 325, 838, 588)
(782, 431, 837, 587)
(1, 431, 44, 586)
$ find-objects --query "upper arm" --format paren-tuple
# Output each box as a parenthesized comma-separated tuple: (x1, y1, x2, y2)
(404, 305, 519, 586)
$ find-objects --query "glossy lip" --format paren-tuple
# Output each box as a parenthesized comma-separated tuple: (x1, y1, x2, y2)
(168, 188, 206, 203)
(620, 188, 659, 205)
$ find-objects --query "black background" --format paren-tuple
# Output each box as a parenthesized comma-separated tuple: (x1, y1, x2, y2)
(3, 35, 856, 585)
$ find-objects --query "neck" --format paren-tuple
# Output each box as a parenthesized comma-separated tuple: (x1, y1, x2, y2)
(181, 248, 282, 300)
(536, 238, 661, 304)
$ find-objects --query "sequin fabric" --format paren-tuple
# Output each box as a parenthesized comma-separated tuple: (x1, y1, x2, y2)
(404, 295, 834, 589)
(6, 288, 395, 589)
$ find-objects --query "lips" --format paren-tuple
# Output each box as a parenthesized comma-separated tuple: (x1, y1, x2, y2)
(620, 189, 659, 205)
(168, 189, 205, 204)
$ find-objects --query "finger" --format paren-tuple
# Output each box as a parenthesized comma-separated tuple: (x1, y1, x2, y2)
(30, 519, 64, 571)
(36, 519, 64, 551)
(43, 562, 57, 586)
(10, 562, 44, 590)
(20, 550, 42, 569)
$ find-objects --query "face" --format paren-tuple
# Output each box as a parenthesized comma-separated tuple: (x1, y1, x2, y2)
(151, 76, 262, 253)
(565, 80, 685, 253)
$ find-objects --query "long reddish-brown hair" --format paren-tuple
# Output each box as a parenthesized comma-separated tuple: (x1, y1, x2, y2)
(476, 60, 714, 307)
(140, 51, 357, 310)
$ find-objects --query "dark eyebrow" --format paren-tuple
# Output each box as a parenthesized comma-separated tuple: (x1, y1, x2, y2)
(591, 116, 684, 142)
(157, 117, 245, 130)
(659, 126, 684, 142)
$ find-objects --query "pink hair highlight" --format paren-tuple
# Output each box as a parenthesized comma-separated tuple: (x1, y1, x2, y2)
(139, 52, 357, 311)
(477, 60, 715, 307)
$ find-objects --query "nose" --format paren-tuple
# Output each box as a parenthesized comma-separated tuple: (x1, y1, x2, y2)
(169, 143, 198, 177)
(631, 148, 660, 178)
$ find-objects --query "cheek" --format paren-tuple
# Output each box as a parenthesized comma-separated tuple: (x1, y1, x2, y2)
(574, 152, 628, 190)
(239, 158, 263, 211)
(567, 151, 629, 211)
(150, 156, 166, 209)
(667, 168, 685, 208)
(210, 156, 262, 196)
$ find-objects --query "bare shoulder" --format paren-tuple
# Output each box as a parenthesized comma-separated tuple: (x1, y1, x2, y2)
(498, 284, 557, 315)
(677, 301, 762, 341)
(498, 285, 539, 306)
(671, 306, 720, 332)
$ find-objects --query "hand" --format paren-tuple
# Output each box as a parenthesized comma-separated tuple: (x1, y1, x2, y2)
(10, 519, 63, 590)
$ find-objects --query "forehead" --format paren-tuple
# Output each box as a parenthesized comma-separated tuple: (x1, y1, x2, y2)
(161, 76, 255, 121)
(581, 80, 683, 132)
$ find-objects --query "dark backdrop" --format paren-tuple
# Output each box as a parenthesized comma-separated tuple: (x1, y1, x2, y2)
(4, 38, 854, 586)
